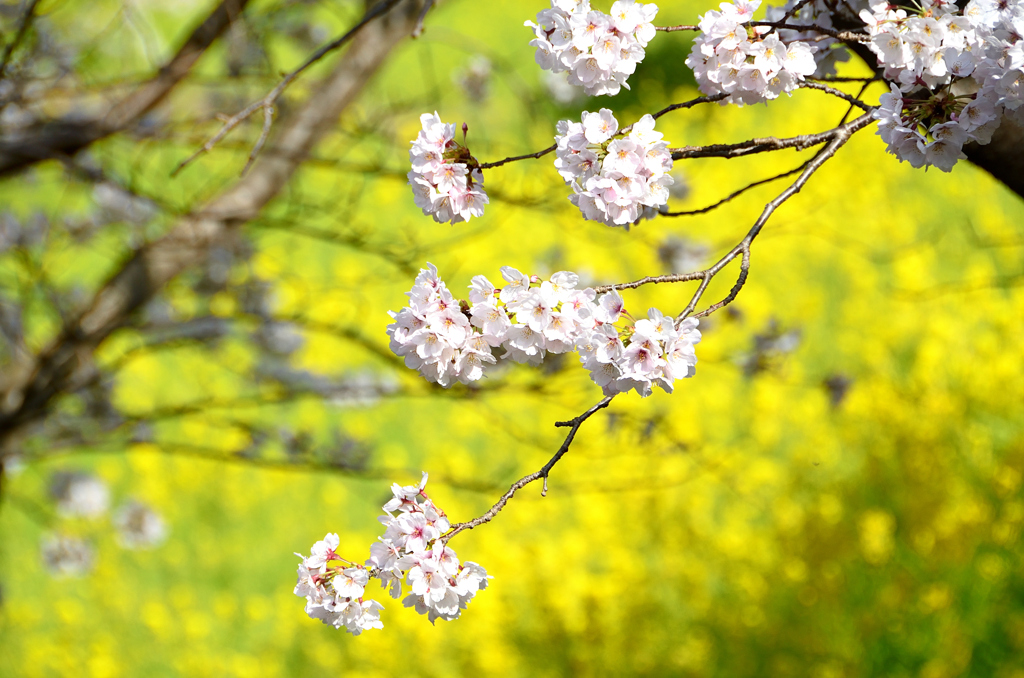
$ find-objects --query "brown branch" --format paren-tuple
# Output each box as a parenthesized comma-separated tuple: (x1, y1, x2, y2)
(654, 20, 867, 43)
(799, 80, 874, 112)
(0, 0, 426, 454)
(750, 21, 868, 43)
(412, 0, 435, 38)
(679, 113, 874, 320)
(172, 0, 406, 176)
(0, 0, 251, 178)
(670, 111, 875, 160)
(0, 0, 42, 80)
(654, 24, 698, 32)
(638, 92, 730, 126)
(478, 144, 556, 170)
(660, 160, 810, 217)
(590, 114, 873, 317)
(441, 395, 613, 543)
(477, 94, 728, 170)
(782, 0, 817, 21)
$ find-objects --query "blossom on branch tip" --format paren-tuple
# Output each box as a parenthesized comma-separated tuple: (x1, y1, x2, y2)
(294, 475, 490, 634)
(408, 113, 488, 224)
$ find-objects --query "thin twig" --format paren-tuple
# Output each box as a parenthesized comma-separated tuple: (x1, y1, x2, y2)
(172, 0, 406, 177)
(640, 92, 730, 126)
(412, 0, 435, 37)
(807, 76, 877, 83)
(837, 79, 876, 126)
(654, 20, 867, 43)
(478, 144, 556, 169)
(750, 21, 868, 43)
(590, 115, 872, 317)
(660, 160, 811, 217)
(0, 0, 42, 80)
(442, 396, 614, 543)
(477, 94, 728, 170)
(654, 24, 698, 32)
(782, 0, 817, 22)
(799, 80, 874, 112)
(670, 109, 875, 160)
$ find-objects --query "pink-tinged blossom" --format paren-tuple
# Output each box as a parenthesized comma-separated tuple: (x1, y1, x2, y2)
(295, 475, 490, 634)
(408, 113, 488, 224)
(685, 0, 819, 105)
(307, 533, 340, 568)
(555, 111, 675, 227)
(853, 0, 1024, 171)
(526, 1, 658, 96)
(580, 307, 702, 397)
(594, 289, 625, 323)
(333, 567, 369, 599)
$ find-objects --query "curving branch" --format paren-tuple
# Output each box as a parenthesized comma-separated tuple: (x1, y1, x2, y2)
(442, 395, 614, 544)
(661, 160, 810, 217)
(680, 113, 873, 319)
(589, 113, 875, 322)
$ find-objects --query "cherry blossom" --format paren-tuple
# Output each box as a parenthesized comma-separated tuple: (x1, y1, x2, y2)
(526, 0, 659, 97)
(554, 110, 674, 227)
(293, 473, 490, 634)
(408, 113, 488, 224)
(685, 0, 818, 105)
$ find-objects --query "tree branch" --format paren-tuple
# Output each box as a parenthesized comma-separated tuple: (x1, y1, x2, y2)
(0, 0, 42, 80)
(0, 0, 427, 454)
(661, 160, 810, 217)
(0, 0, 250, 178)
(442, 395, 614, 544)
(172, 0, 408, 176)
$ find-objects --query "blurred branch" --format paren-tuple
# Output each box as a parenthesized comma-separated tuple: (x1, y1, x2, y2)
(172, 0, 409, 176)
(0, 0, 427, 456)
(0, 0, 42, 81)
(0, 0, 250, 178)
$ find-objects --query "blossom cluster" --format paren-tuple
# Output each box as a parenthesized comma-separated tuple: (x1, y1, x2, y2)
(294, 474, 489, 634)
(386, 263, 600, 385)
(861, 0, 1024, 171)
(685, 0, 818, 105)
(408, 112, 488, 225)
(554, 109, 674, 227)
(576, 291, 702, 397)
(525, 0, 658, 97)
(386, 264, 702, 398)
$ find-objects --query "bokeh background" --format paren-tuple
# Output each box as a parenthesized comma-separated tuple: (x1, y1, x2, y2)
(1, 0, 1024, 676)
